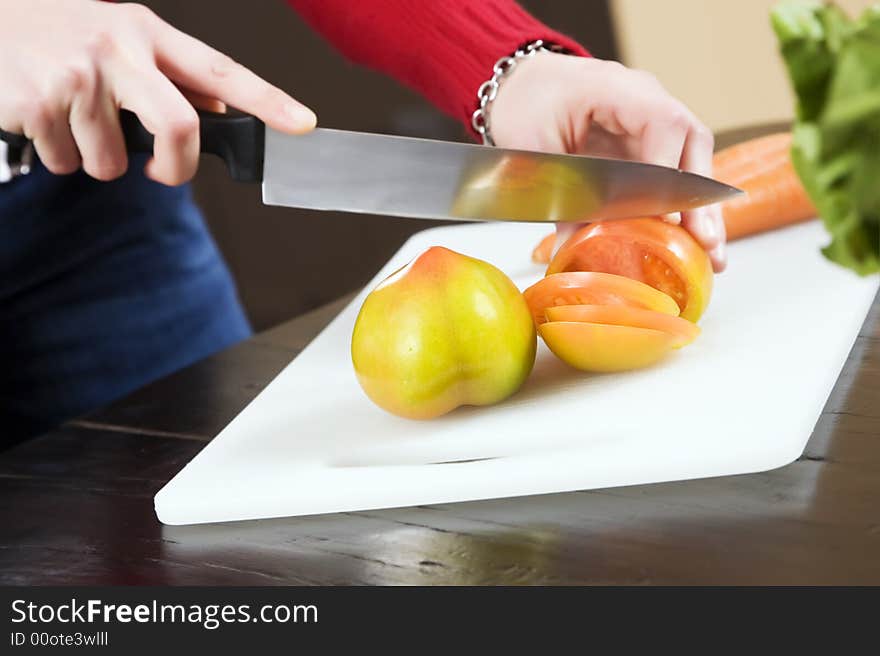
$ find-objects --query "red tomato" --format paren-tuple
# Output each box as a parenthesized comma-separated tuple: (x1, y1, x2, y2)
(546, 218, 714, 322)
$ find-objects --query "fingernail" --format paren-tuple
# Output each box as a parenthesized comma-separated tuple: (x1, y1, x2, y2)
(284, 102, 317, 130)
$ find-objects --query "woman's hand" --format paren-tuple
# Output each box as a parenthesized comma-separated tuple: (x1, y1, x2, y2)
(0, 0, 316, 185)
(489, 52, 726, 272)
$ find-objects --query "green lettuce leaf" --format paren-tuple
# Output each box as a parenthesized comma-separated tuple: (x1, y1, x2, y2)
(771, 1, 880, 275)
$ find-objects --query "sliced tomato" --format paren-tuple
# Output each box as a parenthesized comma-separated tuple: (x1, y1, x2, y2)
(523, 271, 680, 326)
(546, 218, 713, 322)
(539, 321, 678, 372)
(543, 304, 700, 348)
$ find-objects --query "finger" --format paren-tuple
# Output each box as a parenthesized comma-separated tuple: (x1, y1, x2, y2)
(150, 21, 315, 134)
(14, 91, 81, 175)
(180, 88, 226, 114)
(681, 206, 723, 257)
(680, 120, 715, 177)
(709, 237, 727, 273)
(639, 115, 688, 169)
(682, 204, 726, 272)
(680, 122, 724, 252)
(30, 109, 81, 176)
(708, 204, 727, 272)
(69, 75, 128, 181)
(114, 68, 200, 186)
(593, 67, 687, 166)
(639, 115, 688, 229)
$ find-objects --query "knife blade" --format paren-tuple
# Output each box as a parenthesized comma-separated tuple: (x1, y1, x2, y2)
(120, 111, 743, 222)
(262, 127, 742, 223)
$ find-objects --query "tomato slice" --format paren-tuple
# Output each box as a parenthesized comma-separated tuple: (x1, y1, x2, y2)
(543, 304, 700, 348)
(539, 321, 678, 372)
(547, 218, 713, 322)
(523, 272, 680, 326)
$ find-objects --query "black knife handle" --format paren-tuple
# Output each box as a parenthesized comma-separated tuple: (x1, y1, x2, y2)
(120, 109, 264, 183)
(0, 125, 34, 179)
(0, 126, 30, 150)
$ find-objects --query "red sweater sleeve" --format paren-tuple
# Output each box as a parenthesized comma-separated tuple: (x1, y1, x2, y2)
(286, 0, 589, 135)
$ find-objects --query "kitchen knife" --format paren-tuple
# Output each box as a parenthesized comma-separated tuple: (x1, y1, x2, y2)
(3, 111, 743, 222)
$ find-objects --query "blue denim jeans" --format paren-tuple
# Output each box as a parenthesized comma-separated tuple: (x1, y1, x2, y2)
(0, 156, 251, 443)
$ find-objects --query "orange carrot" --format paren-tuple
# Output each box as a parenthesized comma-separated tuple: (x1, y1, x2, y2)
(530, 132, 816, 261)
(532, 232, 555, 264)
(713, 132, 816, 241)
(712, 132, 792, 186)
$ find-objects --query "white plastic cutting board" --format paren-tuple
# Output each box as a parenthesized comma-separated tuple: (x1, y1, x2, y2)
(155, 221, 878, 525)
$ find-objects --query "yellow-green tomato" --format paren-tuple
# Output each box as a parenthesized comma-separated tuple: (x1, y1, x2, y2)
(351, 246, 537, 419)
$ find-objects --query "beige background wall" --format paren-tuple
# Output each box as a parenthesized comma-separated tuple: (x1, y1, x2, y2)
(610, 0, 873, 131)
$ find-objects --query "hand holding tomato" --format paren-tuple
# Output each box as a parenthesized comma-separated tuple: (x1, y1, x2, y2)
(488, 52, 726, 272)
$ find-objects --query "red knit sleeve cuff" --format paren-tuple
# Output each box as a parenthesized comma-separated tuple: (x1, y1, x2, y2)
(287, 0, 590, 138)
(438, 2, 591, 137)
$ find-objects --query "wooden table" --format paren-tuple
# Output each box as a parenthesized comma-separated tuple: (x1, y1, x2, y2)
(2, 126, 879, 585)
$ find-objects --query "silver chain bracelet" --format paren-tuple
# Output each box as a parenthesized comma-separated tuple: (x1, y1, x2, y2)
(471, 39, 568, 146)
